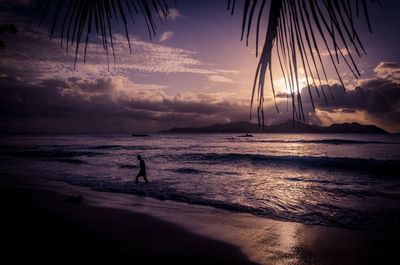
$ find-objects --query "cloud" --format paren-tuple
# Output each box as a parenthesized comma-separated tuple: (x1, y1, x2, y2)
(207, 75, 234, 84)
(374, 62, 400, 84)
(266, 62, 400, 132)
(159, 31, 175, 42)
(0, 26, 215, 80)
(167, 8, 183, 20)
(249, 61, 400, 133)
(0, 8, 247, 133)
(318, 48, 350, 57)
(0, 16, 238, 85)
(0, 75, 249, 133)
(312, 108, 385, 130)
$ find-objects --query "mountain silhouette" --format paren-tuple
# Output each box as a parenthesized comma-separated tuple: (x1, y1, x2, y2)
(160, 120, 388, 134)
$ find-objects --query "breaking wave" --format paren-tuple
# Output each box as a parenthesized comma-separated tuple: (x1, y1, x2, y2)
(169, 153, 400, 176)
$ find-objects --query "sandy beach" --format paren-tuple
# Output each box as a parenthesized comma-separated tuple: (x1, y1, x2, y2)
(1, 182, 257, 264)
(1, 174, 399, 265)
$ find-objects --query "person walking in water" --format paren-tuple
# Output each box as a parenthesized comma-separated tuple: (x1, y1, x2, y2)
(136, 154, 148, 184)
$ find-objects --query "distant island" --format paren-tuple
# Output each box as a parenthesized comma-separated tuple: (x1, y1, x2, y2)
(131, 134, 149, 137)
(160, 120, 388, 134)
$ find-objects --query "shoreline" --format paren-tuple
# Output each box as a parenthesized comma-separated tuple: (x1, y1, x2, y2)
(2, 174, 400, 264)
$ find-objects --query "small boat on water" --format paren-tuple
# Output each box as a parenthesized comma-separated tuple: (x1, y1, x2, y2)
(238, 133, 253, 138)
(131, 134, 149, 137)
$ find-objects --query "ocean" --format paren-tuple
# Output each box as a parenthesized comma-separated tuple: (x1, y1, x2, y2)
(1, 133, 400, 230)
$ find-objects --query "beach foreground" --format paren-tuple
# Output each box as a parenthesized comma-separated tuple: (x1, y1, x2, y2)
(1, 175, 400, 265)
(0, 184, 256, 264)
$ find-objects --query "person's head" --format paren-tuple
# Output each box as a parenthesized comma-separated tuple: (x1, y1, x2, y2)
(137, 154, 142, 160)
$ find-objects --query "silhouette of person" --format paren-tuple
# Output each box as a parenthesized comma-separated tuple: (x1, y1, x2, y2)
(136, 154, 148, 184)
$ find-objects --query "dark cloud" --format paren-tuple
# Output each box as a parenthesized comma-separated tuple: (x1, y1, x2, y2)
(1, 61, 399, 133)
(313, 63, 400, 126)
(0, 75, 249, 133)
(304, 82, 399, 114)
(261, 62, 400, 132)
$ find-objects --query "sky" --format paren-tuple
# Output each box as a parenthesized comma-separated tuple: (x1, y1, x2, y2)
(0, 0, 399, 133)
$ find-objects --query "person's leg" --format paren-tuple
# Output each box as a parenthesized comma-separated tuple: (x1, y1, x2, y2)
(143, 173, 149, 183)
(135, 174, 140, 184)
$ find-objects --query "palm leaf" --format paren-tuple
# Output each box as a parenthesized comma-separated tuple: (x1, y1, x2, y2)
(229, 0, 378, 126)
(35, 0, 176, 68)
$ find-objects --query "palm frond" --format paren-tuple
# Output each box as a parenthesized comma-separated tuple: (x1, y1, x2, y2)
(34, 0, 176, 68)
(229, 0, 378, 127)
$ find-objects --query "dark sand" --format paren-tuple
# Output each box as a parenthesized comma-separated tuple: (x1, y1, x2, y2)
(2, 176, 400, 265)
(0, 185, 256, 264)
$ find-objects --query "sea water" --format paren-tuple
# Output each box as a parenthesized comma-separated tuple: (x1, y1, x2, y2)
(1, 133, 400, 230)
